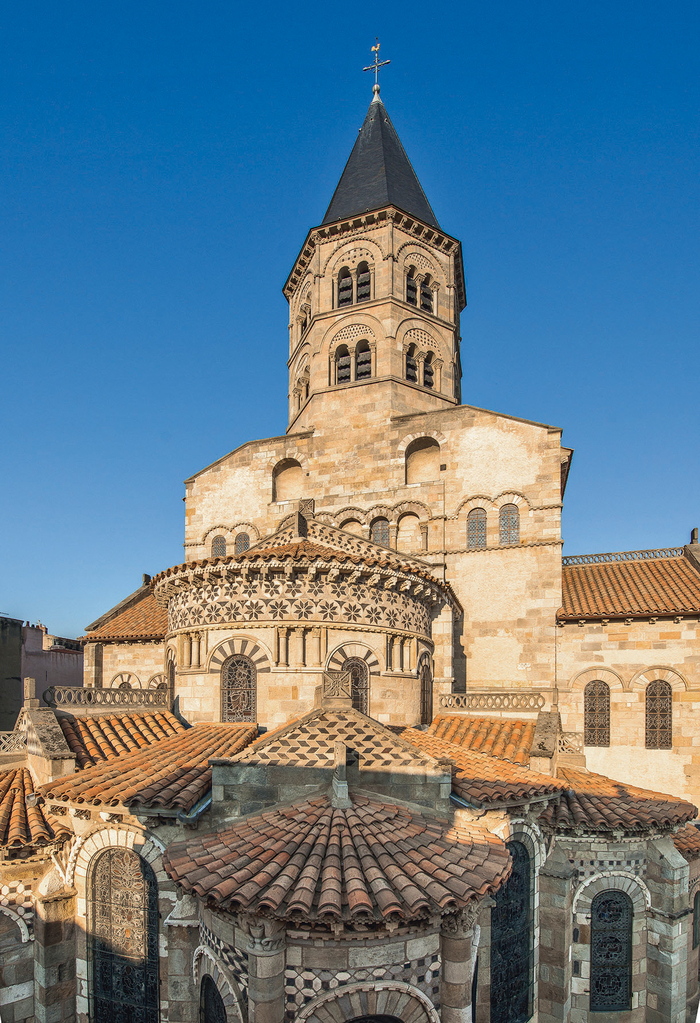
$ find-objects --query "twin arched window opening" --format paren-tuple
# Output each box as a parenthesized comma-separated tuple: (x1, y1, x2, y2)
(466, 505, 520, 548)
(405, 344, 436, 389)
(337, 262, 371, 307)
(335, 341, 372, 384)
(211, 533, 250, 558)
(406, 268, 434, 314)
(583, 678, 672, 748)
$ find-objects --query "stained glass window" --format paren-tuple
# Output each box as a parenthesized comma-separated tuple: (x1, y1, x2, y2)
(222, 655, 257, 722)
(343, 658, 369, 715)
(234, 533, 250, 555)
(467, 508, 487, 549)
(646, 679, 672, 749)
(88, 848, 159, 1023)
(490, 840, 533, 1023)
(211, 536, 226, 558)
(370, 518, 390, 547)
(584, 681, 610, 746)
(590, 890, 632, 1012)
(499, 504, 520, 545)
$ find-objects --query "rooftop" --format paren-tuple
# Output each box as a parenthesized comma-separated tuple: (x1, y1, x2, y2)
(57, 711, 185, 768)
(83, 588, 167, 641)
(427, 715, 535, 767)
(0, 769, 71, 849)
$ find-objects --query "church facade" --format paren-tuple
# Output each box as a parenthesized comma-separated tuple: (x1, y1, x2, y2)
(2, 81, 700, 1023)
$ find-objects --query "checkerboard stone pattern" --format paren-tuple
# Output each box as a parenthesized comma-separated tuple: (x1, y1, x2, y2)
(0, 880, 34, 937)
(284, 954, 441, 1019)
(201, 922, 249, 1003)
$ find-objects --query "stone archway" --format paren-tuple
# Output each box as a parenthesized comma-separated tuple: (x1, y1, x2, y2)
(294, 981, 440, 1023)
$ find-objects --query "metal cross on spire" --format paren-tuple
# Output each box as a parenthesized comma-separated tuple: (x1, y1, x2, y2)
(363, 39, 390, 95)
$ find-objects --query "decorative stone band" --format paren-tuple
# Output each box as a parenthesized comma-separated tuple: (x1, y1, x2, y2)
(562, 547, 684, 565)
(0, 731, 27, 753)
(439, 692, 546, 712)
(44, 686, 169, 709)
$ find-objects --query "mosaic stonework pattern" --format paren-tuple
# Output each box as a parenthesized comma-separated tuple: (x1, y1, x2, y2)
(200, 922, 249, 1004)
(284, 954, 441, 1020)
(167, 575, 431, 637)
(0, 881, 34, 938)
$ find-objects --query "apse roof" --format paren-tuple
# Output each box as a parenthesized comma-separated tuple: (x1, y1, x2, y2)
(322, 93, 439, 229)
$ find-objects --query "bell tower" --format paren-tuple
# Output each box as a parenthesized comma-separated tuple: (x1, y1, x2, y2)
(284, 80, 467, 432)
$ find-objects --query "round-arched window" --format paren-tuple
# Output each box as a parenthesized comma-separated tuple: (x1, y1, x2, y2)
(211, 536, 226, 558)
(222, 655, 257, 722)
(343, 657, 369, 715)
(235, 532, 250, 555)
(200, 975, 227, 1023)
(370, 518, 390, 547)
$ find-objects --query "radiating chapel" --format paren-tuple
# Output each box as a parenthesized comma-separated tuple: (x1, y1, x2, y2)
(2, 72, 700, 1023)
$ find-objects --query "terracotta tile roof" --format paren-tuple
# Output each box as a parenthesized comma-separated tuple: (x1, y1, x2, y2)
(538, 767, 697, 836)
(560, 554, 700, 620)
(0, 769, 71, 848)
(427, 715, 535, 767)
(84, 590, 168, 640)
(674, 824, 700, 861)
(235, 708, 436, 771)
(58, 711, 185, 769)
(401, 729, 563, 808)
(41, 723, 257, 812)
(163, 793, 512, 924)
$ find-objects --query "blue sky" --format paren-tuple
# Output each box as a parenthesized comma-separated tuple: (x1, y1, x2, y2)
(1, 1, 698, 637)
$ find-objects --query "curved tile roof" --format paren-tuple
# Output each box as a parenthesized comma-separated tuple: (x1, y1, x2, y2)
(560, 555, 700, 620)
(427, 715, 535, 767)
(674, 823, 700, 861)
(0, 769, 71, 848)
(401, 729, 563, 807)
(539, 768, 697, 836)
(41, 723, 257, 812)
(83, 589, 168, 641)
(163, 793, 510, 924)
(58, 711, 185, 768)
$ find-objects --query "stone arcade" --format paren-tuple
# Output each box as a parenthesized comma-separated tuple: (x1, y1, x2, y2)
(2, 79, 700, 1023)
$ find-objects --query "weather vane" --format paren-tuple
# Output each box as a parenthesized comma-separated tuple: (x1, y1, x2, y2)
(363, 39, 390, 93)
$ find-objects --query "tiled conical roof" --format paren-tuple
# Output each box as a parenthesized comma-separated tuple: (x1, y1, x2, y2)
(322, 93, 439, 228)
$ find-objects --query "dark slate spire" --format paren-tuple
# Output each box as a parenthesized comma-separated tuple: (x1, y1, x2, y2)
(322, 87, 440, 229)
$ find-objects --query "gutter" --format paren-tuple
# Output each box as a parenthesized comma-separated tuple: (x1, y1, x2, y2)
(177, 791, 212, 825)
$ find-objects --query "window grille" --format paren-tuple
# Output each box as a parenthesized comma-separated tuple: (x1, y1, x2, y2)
(211, 535, 226, 557)
(200, 976, 227, 1023)
(646, 679, 672, 749)
(88, 848, 159, 1023)
(420, 659, 433, 725)
(405, 349, 418, 383)
(420, 280, 433, 312)
(343, 657, 369, 715)
(590, 891, 632, 1012)
(336, 346, 351, 384)
(222, 655, 257, 722)
(499, 504, 520, 545)
(370, 518, 390, 547)
(584, 681, 610, 746)
(406, 273, 417, 305)
(234, 532, 250, 555)
(423, 355, 434, 388)
(356, 263, 371, 302)
(355, 342, 372, 380)
(338, 270, 353, 307)
(490, 841, 533, 1023)
(694, 891, 700, 950)
(467, 508, 487, 549)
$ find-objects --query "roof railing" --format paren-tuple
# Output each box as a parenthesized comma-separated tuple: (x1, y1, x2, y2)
(44, 686, 169, 709)
(562, 547, 684, 566)
(439, 691, 546, 712)
(0, 731, 27, 754)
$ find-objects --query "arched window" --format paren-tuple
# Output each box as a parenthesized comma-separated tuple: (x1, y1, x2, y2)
(168, 658, 175, 696)
(490, 840, 533, 1023)
(397, 513, 421, 552)
(200, 975, 227, 1023)
(355, 340, 372, 380)
(337, 267, 353, 307)
(88, 848, 159, 1023)
(423, 352, 434, 388)
(405, 437, 440, 484)
(211, 535, 226, 558)
(336, 345, 351, 384)
(356, 261, 371, 303)
(222, 655, 257, 721)
(405, 344, 418, 383)
(499, 504, 520, 545)
(406, 268, 417, 306)
(584, 681, 610, 747)
(272, 458, 302, 502)
(590, 890, 632, 1012)
(343, 657, 369, 715)
(419, 658, 433, 725)
(646, 679, 672, 748)
(693, 890, 700, 949)
(234, 532, 250, 555)
(420, 275, 433, 313)
(370, 518, 390, 547)
(467, 507, 487, 549)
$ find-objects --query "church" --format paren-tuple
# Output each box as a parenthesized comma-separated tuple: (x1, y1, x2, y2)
(2, 72, 700, 1023)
